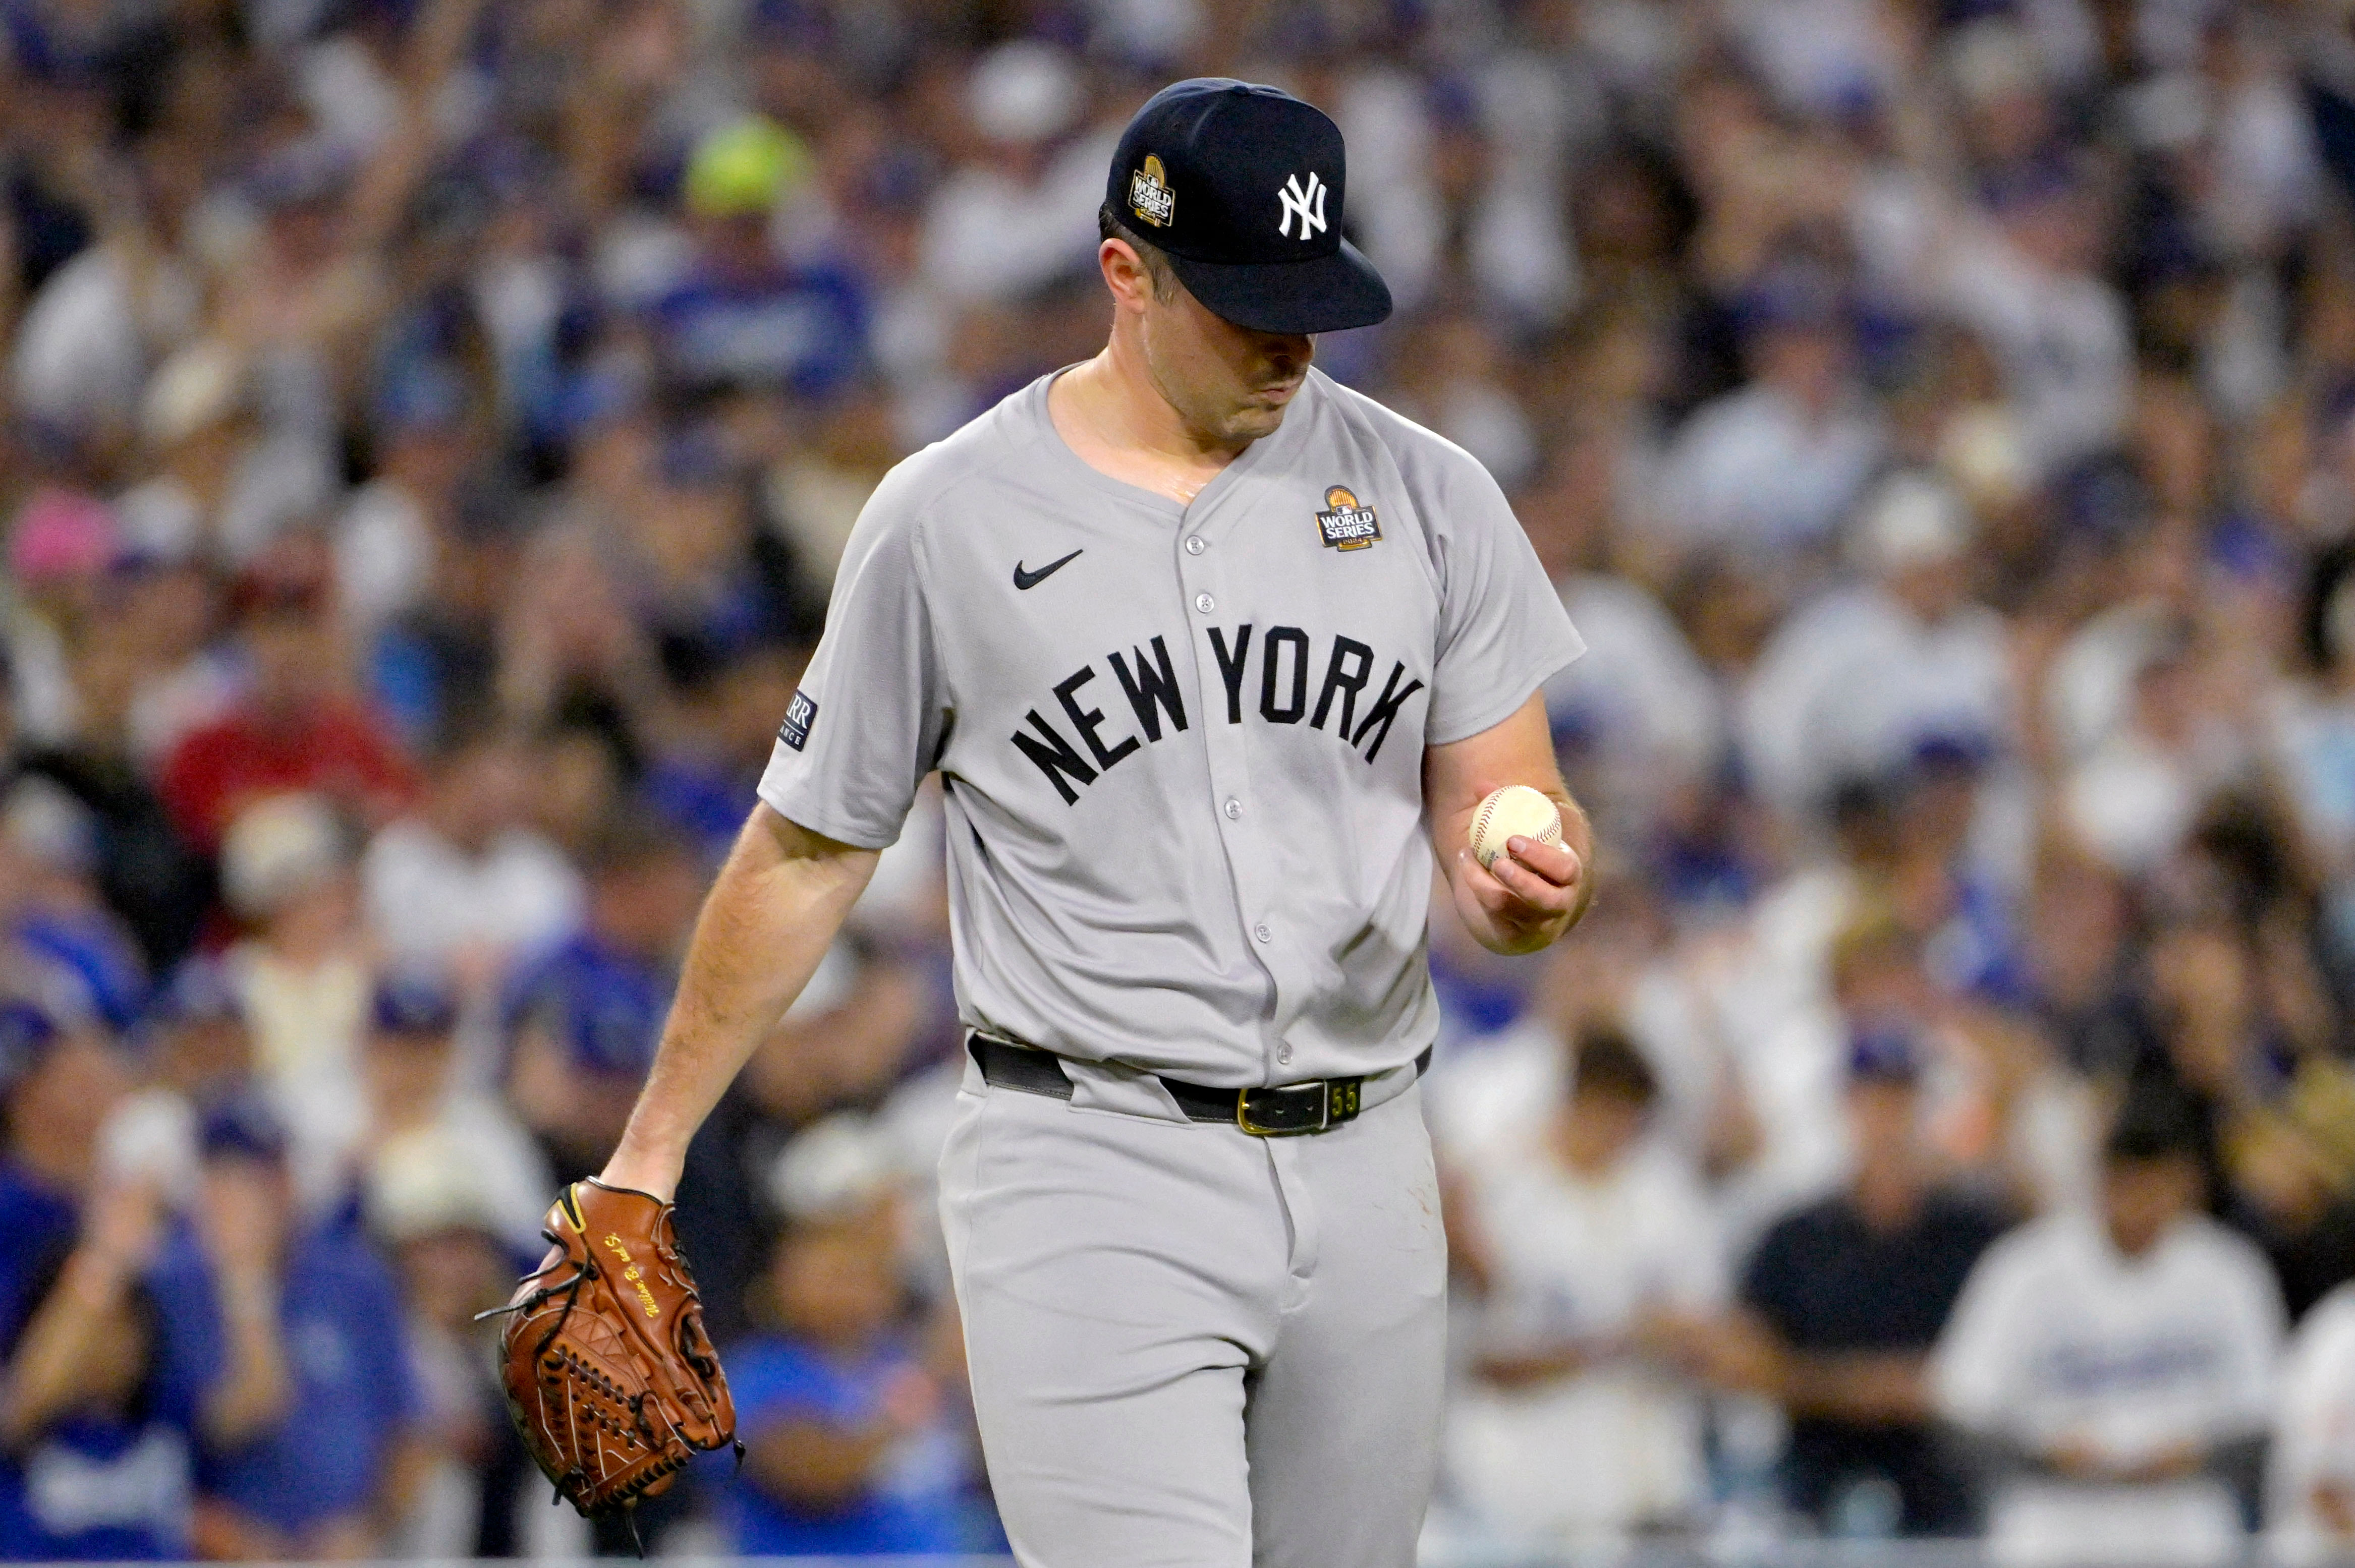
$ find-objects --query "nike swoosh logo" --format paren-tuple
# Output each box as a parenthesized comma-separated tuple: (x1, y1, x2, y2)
(1013, 549, 1083, 590)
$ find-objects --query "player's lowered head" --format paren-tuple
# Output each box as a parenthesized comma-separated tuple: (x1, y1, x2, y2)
(1095, 79, 1392, 448)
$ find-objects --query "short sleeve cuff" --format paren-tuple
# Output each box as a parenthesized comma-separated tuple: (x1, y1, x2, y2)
(755, 743, 907, 851)
(1424, 624, 1587, 748)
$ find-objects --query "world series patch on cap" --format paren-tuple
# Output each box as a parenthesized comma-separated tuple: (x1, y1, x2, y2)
(1107, 78, 1392, 336)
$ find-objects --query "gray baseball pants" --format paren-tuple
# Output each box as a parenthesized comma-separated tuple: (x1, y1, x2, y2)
(937, 1061, 1447, 1568)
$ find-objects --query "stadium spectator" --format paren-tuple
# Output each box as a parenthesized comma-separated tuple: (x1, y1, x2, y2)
(918, 41, 1106, 312)
(4, 777, 150, 1031)
(2271, 1279, 2355, 1566)
(363, 488, 522, 749)
(1653, 265, 1884, 569)
(647, 117, 868, 400)
(4, 571, 215, 973)
(359, 713, 581, 990)
(359, 969, 548, 1254)
(0, 1177, 197, 1561)
(0, 1002, 184, 1560)
(217, 793, 372, 1209)
(330, 370, 476, 649)
(720, 1115, 985, 1555)
(140, 958, 253, 1109)
(1933, 1085, 2285, 1567)
(364, 1145, 537, 1557)
(2021, 839, 2144, 1080)
(1427, 877, 1754, 1187)
(156, 552, 417, 855)
(1725, 1026, 2009, 1536)
(1529, 434, 1728, 844)
(642, 640, 807, 864)
(1740, 474, 2014, 828)
(2, 489, 126, 750)
(2275, 543, 2355, 918)
(502, 815, 701, 1181)
(1442, 1027, 1727, 1542)
(175, 1096, 423, 1560)
(0, 1002, 288, 1561)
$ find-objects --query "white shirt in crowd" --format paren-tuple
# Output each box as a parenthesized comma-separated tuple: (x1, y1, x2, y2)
(1934, 1209, 2285, 1567)
(360, 817, 584, 971)
(1444, 1130, 1727, 1541)
(2271, 1283, 2355, 1567)
(1849, 172, 2130, 481)
(1546, 571, 1725, 830)
(1741, 583, 2013, 816)
(917, 131, 1113, 307)
(1653, 382, 1885, 561)
(1424, 972, 1729, 1188)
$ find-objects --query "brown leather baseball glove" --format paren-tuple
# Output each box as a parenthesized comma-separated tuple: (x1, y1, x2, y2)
(483, 1179, 739, 1521)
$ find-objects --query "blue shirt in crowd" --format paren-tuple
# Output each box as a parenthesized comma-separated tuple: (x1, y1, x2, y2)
(647, 259, 868, 399)
(724, 1333, 975, 1557)
(0, 1163, 222, 1560)
(505, 932, 670, 1080)
(173, 1215, 417, 1534)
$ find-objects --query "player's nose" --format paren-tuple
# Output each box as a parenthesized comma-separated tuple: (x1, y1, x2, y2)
(1260, 332, 1314, 372)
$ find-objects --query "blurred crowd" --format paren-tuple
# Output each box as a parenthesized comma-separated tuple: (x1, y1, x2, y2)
(10, 0, 2355, 1557)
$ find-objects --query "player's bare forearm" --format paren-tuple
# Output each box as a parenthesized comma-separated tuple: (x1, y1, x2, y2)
(601, 804, 877, 1199)
(1425, 693, 1593, 955)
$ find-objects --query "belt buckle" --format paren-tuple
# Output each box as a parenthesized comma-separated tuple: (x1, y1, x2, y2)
(1237, 1081, 1329, 1137)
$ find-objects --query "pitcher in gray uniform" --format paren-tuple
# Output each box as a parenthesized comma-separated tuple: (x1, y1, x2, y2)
(590, 78, 1595, 1566)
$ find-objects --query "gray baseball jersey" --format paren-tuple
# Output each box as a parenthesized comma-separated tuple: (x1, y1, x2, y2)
(756, 365, 1583, 1086)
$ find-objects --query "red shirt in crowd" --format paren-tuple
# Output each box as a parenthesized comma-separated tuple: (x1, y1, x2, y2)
(159, 700, 421, 852)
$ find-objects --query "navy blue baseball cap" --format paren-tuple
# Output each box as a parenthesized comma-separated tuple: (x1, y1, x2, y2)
(1847, 1025, 1925, 1085)
(1107, 79, 1391, 336)
(199, 1090, 291, 1166)
(372, 968, 461, 1036)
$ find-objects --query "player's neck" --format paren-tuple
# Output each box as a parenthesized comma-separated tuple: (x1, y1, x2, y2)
(1051, 344, 1247, 504)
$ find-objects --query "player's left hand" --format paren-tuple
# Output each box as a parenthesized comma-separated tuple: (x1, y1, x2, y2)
(1451, 833, 1584, 955)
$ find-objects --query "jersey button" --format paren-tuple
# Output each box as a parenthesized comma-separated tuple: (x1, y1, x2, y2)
(1254, 923, 1272, 943)
(1195, 592, 1215, 614)
(1223, 798, 1242, 820)
(1277, 1045, 1294, 1067)
(1185, 536, 1207, 555)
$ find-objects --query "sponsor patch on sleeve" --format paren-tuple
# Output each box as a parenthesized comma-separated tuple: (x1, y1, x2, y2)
(777, 689, 818, 751)
(1315, 485, 1382, 551)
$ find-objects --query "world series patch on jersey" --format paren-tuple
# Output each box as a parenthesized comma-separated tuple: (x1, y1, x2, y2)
(1315, 485, 1381, 551)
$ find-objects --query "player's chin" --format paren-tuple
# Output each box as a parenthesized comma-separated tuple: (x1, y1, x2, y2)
(1222, 402, 1290, 439)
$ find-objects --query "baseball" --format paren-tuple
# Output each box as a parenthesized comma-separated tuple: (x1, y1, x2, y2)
(1469, 784, 1563, 870)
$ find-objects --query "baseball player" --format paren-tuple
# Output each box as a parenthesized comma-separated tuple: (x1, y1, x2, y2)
(588, 79, 1594, 1566)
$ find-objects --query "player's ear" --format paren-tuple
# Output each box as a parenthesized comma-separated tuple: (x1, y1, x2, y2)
(1098, 238, 1154, 314)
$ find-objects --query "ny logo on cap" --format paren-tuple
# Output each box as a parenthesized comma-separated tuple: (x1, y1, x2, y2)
(1277, 171, 1327, 240)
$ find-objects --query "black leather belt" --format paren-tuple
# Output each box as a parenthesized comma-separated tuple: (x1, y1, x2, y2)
(967, 1033, 1431, 1137)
